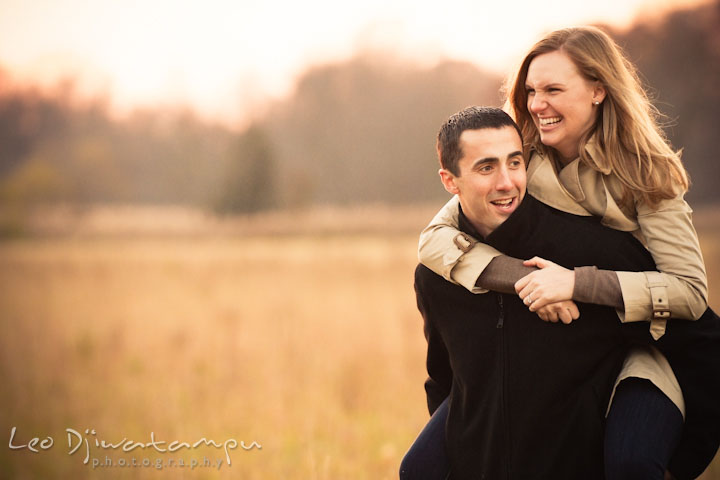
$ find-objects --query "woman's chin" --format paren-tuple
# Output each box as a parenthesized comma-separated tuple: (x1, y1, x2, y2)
(538, 133, 558, 148)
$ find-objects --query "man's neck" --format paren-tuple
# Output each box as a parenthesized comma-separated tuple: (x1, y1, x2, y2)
(457, 204, 486, 242)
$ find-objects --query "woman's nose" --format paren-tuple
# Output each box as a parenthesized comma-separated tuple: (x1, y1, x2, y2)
(528, 94, 545, 113)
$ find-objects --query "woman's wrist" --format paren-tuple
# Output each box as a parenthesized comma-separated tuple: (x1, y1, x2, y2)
(476, 256, 536, 294)
(573, 266, 624, 309)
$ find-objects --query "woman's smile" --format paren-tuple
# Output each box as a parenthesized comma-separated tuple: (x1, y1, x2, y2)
(538, 116, 562, 127)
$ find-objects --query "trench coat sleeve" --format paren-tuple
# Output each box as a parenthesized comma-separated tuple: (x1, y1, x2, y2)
(415, 267, 452, 415)
(616, 195, 708, 326)
(418, 195, 502, 294)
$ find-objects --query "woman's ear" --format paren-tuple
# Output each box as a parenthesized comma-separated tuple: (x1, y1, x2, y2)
(439, 169, 460, 195)
(593, 84, 607, 105)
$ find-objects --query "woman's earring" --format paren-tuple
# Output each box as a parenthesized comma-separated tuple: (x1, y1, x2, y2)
(594, 101, 600, 105)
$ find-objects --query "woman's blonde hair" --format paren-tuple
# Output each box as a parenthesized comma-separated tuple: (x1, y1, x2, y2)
(504, 26, 688, 208)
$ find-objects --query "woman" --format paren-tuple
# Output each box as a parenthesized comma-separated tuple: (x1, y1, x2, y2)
(404, 26, 718, 479)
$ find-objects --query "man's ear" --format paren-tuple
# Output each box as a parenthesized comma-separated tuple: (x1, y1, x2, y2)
(439, 168, 460, 195)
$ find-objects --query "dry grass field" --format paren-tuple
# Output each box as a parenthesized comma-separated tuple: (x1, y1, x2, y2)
(1, 205, 719, 479)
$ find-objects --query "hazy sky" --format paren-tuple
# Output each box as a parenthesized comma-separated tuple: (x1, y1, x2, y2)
(0, 0, 707, 127)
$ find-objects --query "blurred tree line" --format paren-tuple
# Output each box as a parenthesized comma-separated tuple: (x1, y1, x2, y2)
(604, 0, 720, 205)
(0, 0, 718, 221)
(0, 81, 234, 209)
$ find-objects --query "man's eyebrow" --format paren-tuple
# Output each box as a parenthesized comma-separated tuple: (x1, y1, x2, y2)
(471, 157, 498, 168)
(471, 152, 523, 168)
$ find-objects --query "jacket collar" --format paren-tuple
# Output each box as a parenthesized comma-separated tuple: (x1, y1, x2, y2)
(526, 150, 593, 217)
(526, 141, 638, 232)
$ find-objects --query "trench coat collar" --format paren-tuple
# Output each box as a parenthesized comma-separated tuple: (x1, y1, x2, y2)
(526, 149, 593, 217)
(526, 143, 639, 232)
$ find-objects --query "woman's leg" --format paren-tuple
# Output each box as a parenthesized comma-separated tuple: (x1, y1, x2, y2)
(605, 377, 684, 480)
(399, 398, 450, 480)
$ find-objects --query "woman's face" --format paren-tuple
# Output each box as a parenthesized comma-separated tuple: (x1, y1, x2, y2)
(525, 50, 604, 162)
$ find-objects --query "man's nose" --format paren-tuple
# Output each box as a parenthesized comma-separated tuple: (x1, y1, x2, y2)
(495, 168, 513, 190)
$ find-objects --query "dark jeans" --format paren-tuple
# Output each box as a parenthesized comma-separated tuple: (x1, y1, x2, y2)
(605, 378, 684, 479)
(400, 378, 684, 480)
(399, 399, 450, 480)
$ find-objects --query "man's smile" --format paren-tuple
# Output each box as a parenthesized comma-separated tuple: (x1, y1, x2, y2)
(490, 196, 519, 211)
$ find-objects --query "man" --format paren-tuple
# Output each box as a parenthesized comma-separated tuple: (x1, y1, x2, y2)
(410, 106, 649, 479)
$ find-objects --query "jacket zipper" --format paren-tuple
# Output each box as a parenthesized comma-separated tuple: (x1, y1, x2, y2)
(497, 294, 510, 479)
(496, 294, 504, 328)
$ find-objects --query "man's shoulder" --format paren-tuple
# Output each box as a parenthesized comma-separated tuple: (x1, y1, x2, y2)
(414, 263, 487, 303)
(414, 263, 437, 279)
(414, 263, 443, 291)
(414, 263, 455, 286)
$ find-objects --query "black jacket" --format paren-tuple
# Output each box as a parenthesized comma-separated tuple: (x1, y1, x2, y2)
(416, 194, 720, 479)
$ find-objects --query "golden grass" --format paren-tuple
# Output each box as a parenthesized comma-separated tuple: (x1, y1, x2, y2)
(0, 234, 429, 479)
(1, 215, 719, 478)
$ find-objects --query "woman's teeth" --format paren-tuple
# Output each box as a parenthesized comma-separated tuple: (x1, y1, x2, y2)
(539, 117, 561, 126)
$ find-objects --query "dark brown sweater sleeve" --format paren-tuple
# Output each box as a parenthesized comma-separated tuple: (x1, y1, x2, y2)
(477, 258, 625, 310)
(572, 266, 624, 309)
(476, 255, 537, 294)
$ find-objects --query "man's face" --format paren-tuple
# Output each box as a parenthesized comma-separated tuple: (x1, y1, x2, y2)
(440, 126, 526, 237)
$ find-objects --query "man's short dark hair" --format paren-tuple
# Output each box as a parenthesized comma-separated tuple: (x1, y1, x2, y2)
(437, 106, 523, 176)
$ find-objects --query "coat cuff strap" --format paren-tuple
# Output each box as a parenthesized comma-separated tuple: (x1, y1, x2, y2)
(645, 271, 669, 340)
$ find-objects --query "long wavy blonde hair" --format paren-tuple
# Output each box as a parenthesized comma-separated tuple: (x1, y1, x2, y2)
(504, 26, 688, 208)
